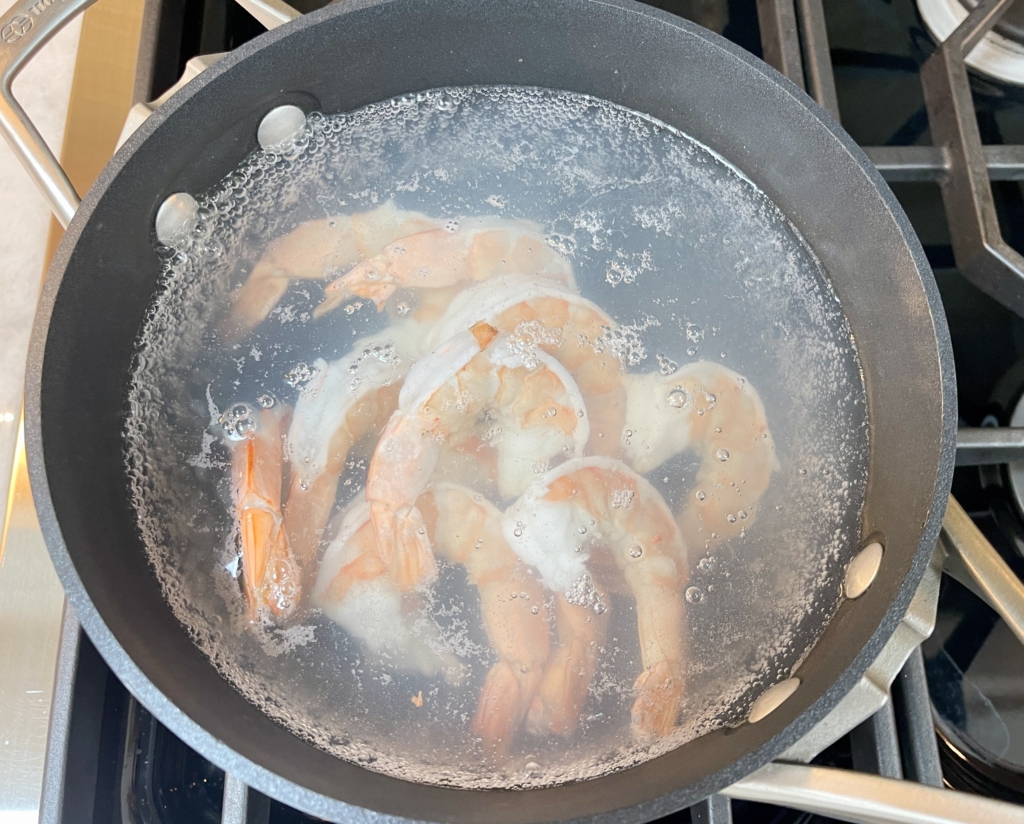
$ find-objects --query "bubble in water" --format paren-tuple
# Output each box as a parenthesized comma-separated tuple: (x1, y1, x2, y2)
(531, 605, 540, 614)
(508, 320, 560, 369)
(738, 509, 748, 519)
(667, 387, 690, 409)
(716, 448, 730, 462)
(692, 390, 718, 417)
(696, 490, 706, 501)
(685, 587, 705, 604)
(611, 488, 634, 509)
(219, 402, 257, 440)
(628, 544, 643, 558)
(565, 573, 603, 613)
(595, 324, 648, 366)
(686, 322, 705, 343)
(285, 361, 316, 387)
(656, 353, 678, 375)
(257, 394, 275, 408)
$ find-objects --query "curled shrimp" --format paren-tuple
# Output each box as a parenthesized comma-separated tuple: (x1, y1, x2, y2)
(504, 456, 688, 743)
(315, 217, 578, 317)
(311, 499, 459, 680)
(429, 274, 628, 457)
(367, 321, 589, 591)
(623, 362, 778, 550)
(222, 201, 441, 340)
(222, 403, 301, 623)
(282, 322, 424, 583)
(313, 484, 551, 751)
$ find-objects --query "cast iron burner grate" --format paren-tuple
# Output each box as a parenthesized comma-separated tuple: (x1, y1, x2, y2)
(39, 0, 1024, 821)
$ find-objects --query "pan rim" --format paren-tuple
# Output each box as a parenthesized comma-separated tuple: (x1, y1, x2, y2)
(23, 0, 957, 821)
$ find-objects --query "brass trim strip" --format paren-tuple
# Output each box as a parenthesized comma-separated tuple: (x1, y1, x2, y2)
(44, 0, 147, 264)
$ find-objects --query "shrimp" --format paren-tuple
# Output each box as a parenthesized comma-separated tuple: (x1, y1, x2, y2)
(420, 484, 551, 750)
(224, 403, 301, 623)
(315, 217, 578, 318)
(282, 322, 422, 579)
(311, 499, 457, 679)
(622, 362, 777, 550)
(429, 274, 627, 457)
(221, 201, 440, 340)
(313, 484, 551, 750)
(367, 321, 589, 591)
(504, 457, 688, 743)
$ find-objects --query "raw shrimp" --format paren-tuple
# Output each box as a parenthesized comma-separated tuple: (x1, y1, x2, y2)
(622, 362, 777, 550)
(504, 456, 688, 743)
(283, 321, 422, 579)
(368, 321, 589, 591)
(221, 201, 440, 340)
(223, 403, 301, 623)
(315, 216, 578, 318)
(429, 274, 627, 457)
(314, 484, 551, 750)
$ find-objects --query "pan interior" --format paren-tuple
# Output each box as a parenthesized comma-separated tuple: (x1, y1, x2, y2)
(123, 86, 868, 790)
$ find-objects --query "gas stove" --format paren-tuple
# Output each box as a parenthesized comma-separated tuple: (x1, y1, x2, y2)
(2, 0, 1024, 822)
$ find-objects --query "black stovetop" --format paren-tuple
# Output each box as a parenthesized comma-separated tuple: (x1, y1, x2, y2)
(53, 0, 1024, 821)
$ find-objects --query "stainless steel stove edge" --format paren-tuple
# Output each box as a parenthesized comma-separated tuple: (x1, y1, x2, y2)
(780, 546, 943, 762)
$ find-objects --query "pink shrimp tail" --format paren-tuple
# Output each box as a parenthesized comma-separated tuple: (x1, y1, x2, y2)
(472, 662, 524, 753)
(370, 501, 436, 591)
(631, 660, 683, 743)
(316, 262, 397, 315)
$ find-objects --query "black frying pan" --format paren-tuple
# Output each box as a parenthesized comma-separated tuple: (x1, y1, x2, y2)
(1, 0, 955, 820)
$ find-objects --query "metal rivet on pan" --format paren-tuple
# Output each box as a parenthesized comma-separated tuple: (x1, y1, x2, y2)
(257, 104, 307, 149)
(748, 677, 800, 724)
(154, 192, 198, 247)
(845, 541, 884, 600)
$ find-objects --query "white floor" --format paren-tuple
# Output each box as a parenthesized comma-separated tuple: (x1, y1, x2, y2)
(0, 2, 81, 513)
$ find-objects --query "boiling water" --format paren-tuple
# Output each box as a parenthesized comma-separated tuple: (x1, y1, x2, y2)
(125, 87, 868, 789)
